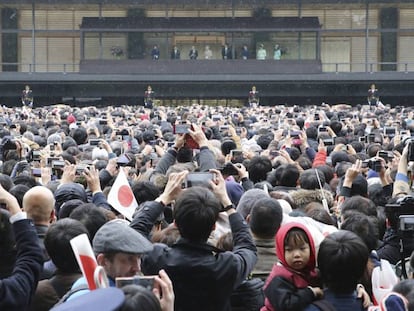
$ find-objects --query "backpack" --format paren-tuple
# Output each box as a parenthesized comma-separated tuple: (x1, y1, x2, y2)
(230, 278, 265, 311)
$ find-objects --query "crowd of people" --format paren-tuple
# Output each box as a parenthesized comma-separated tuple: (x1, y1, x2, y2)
(150, 43, 283, 60)
(0, 101, 414, 311)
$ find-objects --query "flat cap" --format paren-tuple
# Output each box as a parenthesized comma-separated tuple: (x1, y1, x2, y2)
(93, 220, 153, 255)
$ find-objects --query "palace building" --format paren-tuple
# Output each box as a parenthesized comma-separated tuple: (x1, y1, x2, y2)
(0, 0, 413, 106)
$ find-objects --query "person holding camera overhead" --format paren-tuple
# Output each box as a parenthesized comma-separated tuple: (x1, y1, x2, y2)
(376, 143, 414, 265)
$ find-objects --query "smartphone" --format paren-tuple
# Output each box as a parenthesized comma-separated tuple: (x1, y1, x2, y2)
(31, 150, 41, 161)
(89, 139, 101, 146)
(183, 172, 215, 188)
(99, 119, 107, 125)
(115, 276, 155, 291)
(220, 162, 239, 176)
(383, 127, 396, 137)
(367, 133, 376, 143)
(212, 115, 221, 122)
(219, 125, 229, 131)
(270, 150, 280, 157)
(117, 153, 132, 167)
(47, 157, 61, 167)
(290, 131, 301, 139)
(51, 160, 65, 169)
(323, 138, 334, 146)
(75, 164, 89, 175)
(32, 168, 41, 177)
(230, 149, 243, 158)
(174, 124, 190, 134)
(49, 144, 55, 151)
(318, 127, 328, 133)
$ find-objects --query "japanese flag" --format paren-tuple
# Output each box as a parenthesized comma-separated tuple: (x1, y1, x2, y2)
(107, 168, 137, 221)
(70, 233, 98, 290)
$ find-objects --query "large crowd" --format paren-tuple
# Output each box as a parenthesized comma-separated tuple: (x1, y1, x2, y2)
(0, 101, 414, 311)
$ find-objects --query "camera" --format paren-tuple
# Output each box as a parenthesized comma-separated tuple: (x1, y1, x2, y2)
(407, 140, 414, 162)
(400, 216, 414, 232)
(385, 196, 414, 233)
(359, 136, 366, 143)
(0, 136, 16, 161)
(183, 172, 215, 188)
(378, 150, 394, 162)
(362, 159, 382, 172)
(28, 149, 41, 162)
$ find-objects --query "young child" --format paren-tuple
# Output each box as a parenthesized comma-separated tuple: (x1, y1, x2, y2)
(261, 222, 323, 311)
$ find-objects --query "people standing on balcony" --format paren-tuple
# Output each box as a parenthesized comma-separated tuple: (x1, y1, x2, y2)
(144, 85, 155, 109)
(222, 43, 232, 60)
(151, 45, 160, 60)
(189, 46, 198, 60)
(171, 45, 180, 60)
(256, 44, 267, 60)
(273, 44, 282, 60)
(241, 45, 250, 60)
(204, 45, 213, 59)
(21, 85, 33, 108)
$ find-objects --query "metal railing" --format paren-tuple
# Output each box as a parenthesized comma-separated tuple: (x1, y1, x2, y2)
(1, 61, 414, 74)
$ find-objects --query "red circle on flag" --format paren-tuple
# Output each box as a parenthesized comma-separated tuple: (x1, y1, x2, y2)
(118, 185, 134, 207)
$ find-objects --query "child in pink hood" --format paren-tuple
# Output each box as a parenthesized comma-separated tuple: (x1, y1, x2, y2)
(261, 222, 322, 311)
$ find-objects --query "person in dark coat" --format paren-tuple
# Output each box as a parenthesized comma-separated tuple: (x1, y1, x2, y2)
(131, 169, 257, 311)
(0, 184, 43, 310)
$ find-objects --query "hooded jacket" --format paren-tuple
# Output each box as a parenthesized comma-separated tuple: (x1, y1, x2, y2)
(261, 222, 320, 311)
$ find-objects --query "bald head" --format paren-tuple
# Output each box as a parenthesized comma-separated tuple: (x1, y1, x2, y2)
(23, 186, 55, 225)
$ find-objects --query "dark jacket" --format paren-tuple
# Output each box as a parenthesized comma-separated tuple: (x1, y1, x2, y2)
(0, 219, 43, 310)
(304, 289, 364, 311)
(377, 228, 414, 265)
(31, 272, 82, 311)
(131, 201, 257, 311)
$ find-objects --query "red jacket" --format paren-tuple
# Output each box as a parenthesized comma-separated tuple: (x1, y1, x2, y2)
(261, 223, 320, 311)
